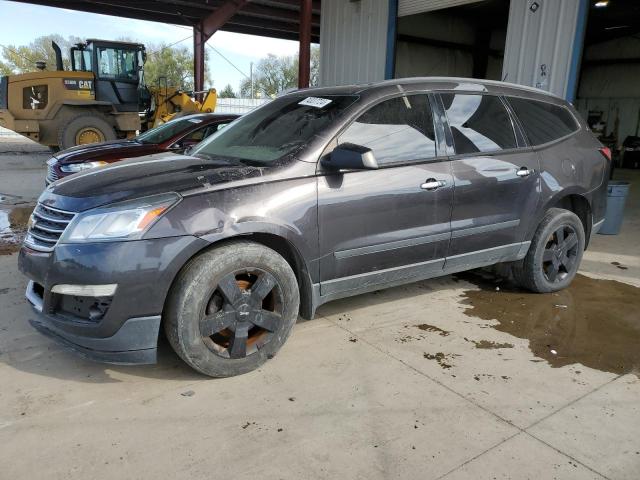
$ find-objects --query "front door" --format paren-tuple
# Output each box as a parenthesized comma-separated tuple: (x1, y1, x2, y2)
(438, 93, 541, 270)
(317, 93, 453, 297)
(94, 45, 140, 112)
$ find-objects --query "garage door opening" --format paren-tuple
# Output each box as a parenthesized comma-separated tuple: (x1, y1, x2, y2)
(574, 0, 640, 169)
(393, 0, 510, 81)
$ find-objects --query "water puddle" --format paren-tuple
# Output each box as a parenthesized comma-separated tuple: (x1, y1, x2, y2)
(458, 272, 640, 377)
(0, 205, 33, 255)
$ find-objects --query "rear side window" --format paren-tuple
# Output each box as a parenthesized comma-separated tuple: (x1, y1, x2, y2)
(338, 94, 437, 165)
(441, 94, 517, 155)
(507, 97, 579, 146)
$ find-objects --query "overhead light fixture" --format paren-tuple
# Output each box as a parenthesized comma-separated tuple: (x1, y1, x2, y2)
(595, 1, 609, 7)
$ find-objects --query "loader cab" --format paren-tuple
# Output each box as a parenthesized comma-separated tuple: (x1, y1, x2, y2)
(70, 39, 146, 112)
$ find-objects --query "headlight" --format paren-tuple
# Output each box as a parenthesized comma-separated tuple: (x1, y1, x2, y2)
(60, 193, 180, 243)
(60, 161, 109, 173)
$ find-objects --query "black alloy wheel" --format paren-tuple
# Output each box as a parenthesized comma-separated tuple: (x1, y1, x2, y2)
(512, 208, 585, 293)
(200, 269, 283, 359)
(541, 225, 580, 283)
(165, 241, 299, 377)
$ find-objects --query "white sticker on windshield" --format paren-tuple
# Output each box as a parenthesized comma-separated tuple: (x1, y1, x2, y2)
(188, 119, 202, 123)
(299, 97, 332, 108)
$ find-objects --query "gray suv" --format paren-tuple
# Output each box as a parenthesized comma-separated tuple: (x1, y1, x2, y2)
(19, 78, 610, 377)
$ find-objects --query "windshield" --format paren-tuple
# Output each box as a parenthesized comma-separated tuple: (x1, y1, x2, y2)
(191, 94, 358, 164)
(136, 117, 205, 144)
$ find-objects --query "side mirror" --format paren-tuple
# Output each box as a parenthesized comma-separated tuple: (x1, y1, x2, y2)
(321, 143, 379, 170)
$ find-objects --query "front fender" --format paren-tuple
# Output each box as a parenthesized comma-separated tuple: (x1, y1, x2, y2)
(148, 178, 320, 281)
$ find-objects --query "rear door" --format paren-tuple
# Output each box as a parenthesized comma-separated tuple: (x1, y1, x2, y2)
(317, 93, 453, 297)
(438, 93, 540, 270)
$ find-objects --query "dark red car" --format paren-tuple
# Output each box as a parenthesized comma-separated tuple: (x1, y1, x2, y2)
(46, 113, 239, 184)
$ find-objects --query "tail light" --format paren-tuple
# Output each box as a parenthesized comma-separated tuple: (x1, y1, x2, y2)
(599, 146, 612, 162)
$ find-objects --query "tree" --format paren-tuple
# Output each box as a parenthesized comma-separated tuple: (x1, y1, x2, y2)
(239, 46, 320, 98)
(219, 84, 236, 98)
(144, 43, 212, 91)
(0, 34, 81, 74)
(0, 35, 211, 92)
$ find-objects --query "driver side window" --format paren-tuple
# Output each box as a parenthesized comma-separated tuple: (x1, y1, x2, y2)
(338, 94, 437, 166)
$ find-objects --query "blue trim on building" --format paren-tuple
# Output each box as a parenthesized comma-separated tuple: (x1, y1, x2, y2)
(385, 0, 398, 80)
(566, 0, 588, 102)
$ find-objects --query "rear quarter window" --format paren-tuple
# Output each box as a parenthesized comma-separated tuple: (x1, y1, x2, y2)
(507, 97, 579, 146)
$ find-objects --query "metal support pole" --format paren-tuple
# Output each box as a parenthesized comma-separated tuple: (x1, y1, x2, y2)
(250, 61, 254, 99)
(193, 23, 206, 98)
(298, 0, 312, 88)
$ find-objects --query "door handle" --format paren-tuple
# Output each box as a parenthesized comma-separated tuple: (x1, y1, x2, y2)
(421, 178, 447, 191)
(516, 167, 533, 177)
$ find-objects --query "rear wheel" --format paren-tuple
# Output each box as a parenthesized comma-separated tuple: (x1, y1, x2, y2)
(57, 114, 116, 150)
(165, 241, 299, 377)
(513, 208, 585, 293)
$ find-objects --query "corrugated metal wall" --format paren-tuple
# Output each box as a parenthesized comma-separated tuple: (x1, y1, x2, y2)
(319, 0, 390, 86)
(398, 0, 484, 17)
(502, 0, 587, 100)
(394, 10, 505, 81)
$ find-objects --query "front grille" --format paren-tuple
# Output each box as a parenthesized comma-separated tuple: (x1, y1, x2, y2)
(46, 163, 60, 183)
(24, 203, 75, 252)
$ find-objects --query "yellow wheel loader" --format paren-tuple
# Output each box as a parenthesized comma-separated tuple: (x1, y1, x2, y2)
(0, 39, 217, 150)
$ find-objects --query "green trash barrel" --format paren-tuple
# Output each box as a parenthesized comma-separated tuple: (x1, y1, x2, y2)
(598, 181, 631, 235)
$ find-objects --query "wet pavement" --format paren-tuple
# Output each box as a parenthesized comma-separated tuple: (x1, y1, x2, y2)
(1, 138, 639, 479)
(0, 203, 33, 255)
(459, 271, 640, 376)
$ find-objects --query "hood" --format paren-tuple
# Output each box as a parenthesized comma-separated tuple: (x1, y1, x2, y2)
(54, 139, 152, 164)
(39, 152, 265, 212)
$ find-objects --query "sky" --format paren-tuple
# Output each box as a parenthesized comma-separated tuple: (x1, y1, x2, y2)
(0, 1, 302, 92)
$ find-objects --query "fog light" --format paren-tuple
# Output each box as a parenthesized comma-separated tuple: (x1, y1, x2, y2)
(51, 284, 117, 296)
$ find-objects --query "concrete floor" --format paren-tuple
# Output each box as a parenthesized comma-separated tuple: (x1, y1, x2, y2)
(1, 136, 639, 480)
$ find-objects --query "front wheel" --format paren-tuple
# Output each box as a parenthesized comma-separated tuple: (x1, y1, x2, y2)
(513, 208, 585, 293)
(57, 114, 117, 150)
(164, 241, 299, 377)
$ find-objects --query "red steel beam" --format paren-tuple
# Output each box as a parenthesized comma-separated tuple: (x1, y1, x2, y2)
(298, 0, 312, 88)
(201, 0, 249, 39)
(193, 23, 206, 94)
(193, 0, 248, 93)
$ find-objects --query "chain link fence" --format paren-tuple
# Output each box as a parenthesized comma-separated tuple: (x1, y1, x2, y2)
(215, 98, 271, 115)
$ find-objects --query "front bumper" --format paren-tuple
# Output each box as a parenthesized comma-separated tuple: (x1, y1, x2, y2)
(27, 286, 160, 364)
(19, 235, 209, 365)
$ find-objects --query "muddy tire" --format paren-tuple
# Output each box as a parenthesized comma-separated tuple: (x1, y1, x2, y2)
(164, 241, 299, 377)
(57, 114, 116, 150)
(513, 208, 585, 293)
